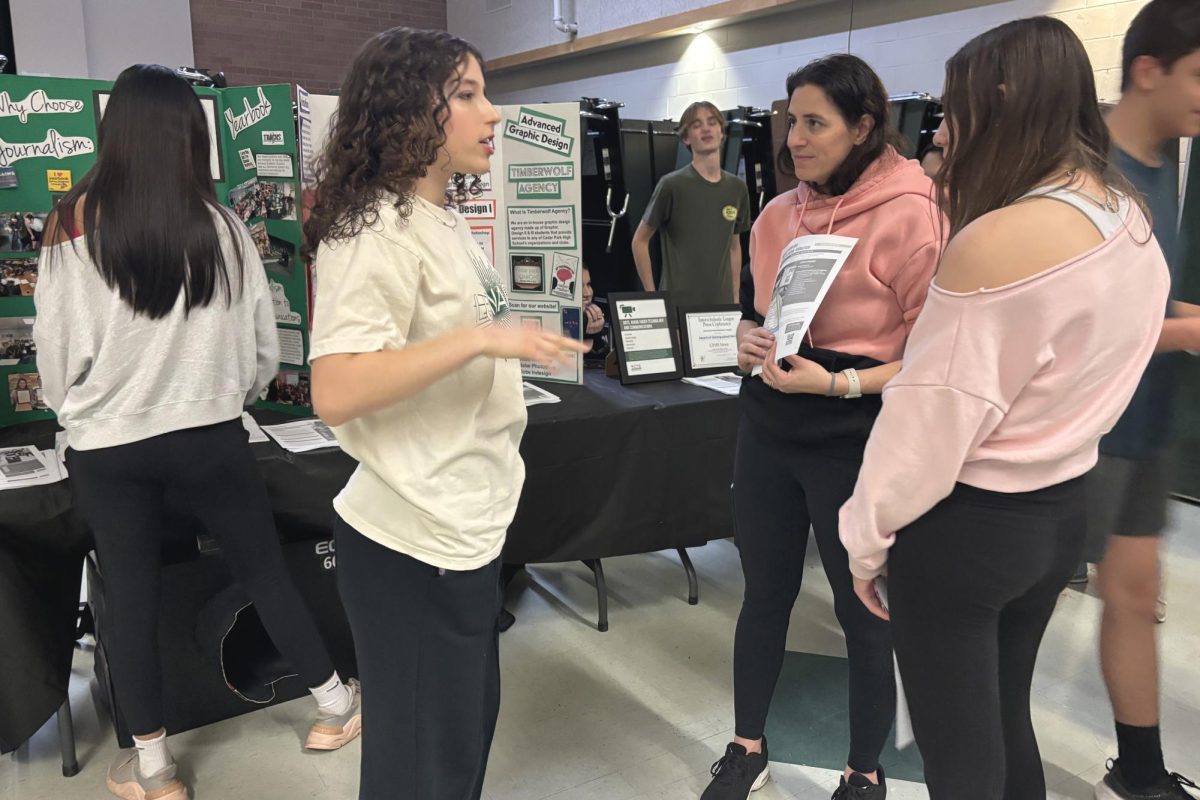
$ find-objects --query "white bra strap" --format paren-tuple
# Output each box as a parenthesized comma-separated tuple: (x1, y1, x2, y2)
(1019, 186, 1128, 238)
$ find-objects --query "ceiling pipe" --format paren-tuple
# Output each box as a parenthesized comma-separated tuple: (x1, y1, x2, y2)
(552, 0, 578, 36)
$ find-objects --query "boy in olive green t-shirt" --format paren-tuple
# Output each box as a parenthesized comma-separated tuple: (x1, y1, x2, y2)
(633, 101, 751, 307)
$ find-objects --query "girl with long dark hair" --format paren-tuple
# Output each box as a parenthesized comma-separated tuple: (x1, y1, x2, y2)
(702, 54, 944, 800)
(840, 17, 1170, 798)
(305, 28, 584, 800)
(34, 65, 359, 800)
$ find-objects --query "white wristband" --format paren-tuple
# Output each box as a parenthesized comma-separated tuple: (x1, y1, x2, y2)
(841, 368, 862, 399)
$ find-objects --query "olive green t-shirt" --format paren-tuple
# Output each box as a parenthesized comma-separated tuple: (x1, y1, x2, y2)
(643, 164, 751, 307)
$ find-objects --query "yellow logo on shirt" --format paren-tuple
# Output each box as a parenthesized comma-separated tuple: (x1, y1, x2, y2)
(722, 205, 738, 222)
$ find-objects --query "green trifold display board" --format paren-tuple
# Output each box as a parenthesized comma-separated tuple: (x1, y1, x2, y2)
(0, 75, 311, 428)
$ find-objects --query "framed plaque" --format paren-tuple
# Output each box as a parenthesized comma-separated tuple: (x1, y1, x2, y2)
(676, 304, 742, 377)
(608, 291, 683, 384)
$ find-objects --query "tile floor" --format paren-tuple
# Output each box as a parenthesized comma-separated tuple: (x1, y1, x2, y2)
(3, 503, 1199, 800)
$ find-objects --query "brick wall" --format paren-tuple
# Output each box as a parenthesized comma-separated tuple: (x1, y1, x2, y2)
(189, 0, 447, 93)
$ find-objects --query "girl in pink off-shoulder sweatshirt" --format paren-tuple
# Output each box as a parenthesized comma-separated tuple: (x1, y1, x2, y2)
(702, 55, 945, 800)
(838, 18, 1169, 799)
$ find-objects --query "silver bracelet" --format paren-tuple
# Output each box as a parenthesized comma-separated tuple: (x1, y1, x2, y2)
(825, 371, 837, 397)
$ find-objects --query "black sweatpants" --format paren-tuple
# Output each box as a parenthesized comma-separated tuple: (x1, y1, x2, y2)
(889, 478, 1086, 799)
(732, 416, 895, 774)
(334, 515, 502, 800)
(68, 420, 335, 736)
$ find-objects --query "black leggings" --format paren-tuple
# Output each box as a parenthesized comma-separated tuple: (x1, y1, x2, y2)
(69, 420, 335, 736)
(334, 516, 502, 800)
(732, 417, 895, 773)
(889, 479, 1085, 799)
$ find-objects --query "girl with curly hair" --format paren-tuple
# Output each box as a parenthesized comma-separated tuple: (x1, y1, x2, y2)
(305, 27, 584, 800)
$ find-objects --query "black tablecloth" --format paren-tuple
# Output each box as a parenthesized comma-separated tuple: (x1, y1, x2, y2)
(0, 372, 738, 751)
(252, 373, 739, 562)
(0, 421, 89, 753)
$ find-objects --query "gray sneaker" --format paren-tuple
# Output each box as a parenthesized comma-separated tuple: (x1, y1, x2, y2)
(106, 749, 187, 800)
(305, 678, 362, 750)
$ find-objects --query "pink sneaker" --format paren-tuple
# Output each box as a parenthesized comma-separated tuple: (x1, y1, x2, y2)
(106, 749, 187, 800)
(305, 678, 362, 750)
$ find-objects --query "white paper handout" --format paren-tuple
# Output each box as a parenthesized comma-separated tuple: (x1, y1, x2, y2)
(262, 418, 339, 453)
(522, 382, 561, 407)
(241, 412, 269, 444)
(753, 234, 857, 375)
(0, 445, 65, 490)
(682, 373, 743, 396)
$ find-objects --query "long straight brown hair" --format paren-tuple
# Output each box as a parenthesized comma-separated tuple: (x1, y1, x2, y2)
(937, 16, 1140, 238)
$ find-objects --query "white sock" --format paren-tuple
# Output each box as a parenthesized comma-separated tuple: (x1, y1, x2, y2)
(309, 672, 352, 716)
(133, 730, 172, 777)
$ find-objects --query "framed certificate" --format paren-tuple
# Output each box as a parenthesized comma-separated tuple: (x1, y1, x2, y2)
(609, 291, 683, 384)
(676, 304, 742, 377)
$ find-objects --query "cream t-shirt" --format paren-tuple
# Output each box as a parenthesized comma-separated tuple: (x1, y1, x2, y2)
(309, 194, 527, 571)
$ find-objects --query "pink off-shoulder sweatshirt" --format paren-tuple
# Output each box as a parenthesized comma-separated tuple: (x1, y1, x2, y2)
(839, 202, 1170, 580)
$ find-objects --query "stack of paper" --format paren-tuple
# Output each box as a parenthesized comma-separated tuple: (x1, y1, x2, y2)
(0, 445, 67, 490)
(261, 419, 340, 453)
(522, 382, 562, 407)
(241, 412, 270, 443)
(54, 430, 69, 473)
(682, 373, 743, 396)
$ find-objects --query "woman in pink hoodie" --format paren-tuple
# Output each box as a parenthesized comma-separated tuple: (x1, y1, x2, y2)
(839, 18, 1169, 799)
(702, 55, 944, 800)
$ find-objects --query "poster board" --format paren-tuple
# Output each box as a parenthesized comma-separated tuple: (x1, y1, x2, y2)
(0, 76, 109, 425)
(0, 75, 311, 428)
(217, 84, 310, 415)
(461, 103, 584, 385)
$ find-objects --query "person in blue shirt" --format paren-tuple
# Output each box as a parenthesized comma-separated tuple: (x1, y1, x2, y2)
(1088, 2, 1200, 798)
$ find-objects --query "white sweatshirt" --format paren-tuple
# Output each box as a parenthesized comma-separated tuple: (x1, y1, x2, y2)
(33, 209, 279, 451)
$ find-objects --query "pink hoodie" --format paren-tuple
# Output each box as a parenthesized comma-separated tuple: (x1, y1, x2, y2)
(750, 147, 945, 363)
(839, 202, 1170, 580)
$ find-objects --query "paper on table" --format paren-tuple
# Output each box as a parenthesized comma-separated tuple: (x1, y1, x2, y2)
(262, 418, 340, 453)
(682, 373, 742, 396)
(752, 234, 857, 376)
(522, 382, 561, 406)
(39, 449, 66, 482)
(242, 412, 269, 443)
(0, 445, 65, 490)
(55, 430, 68, 470)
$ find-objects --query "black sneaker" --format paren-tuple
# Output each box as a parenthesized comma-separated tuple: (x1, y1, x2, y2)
(700, 740, 769, 800)
(832, 766, 887, 799)
(1096, 759, 1199, 799)
(1070, 562, 1090, 585)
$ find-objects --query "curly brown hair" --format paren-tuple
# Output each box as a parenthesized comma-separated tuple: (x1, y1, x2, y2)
(302, 28, 485, 262)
